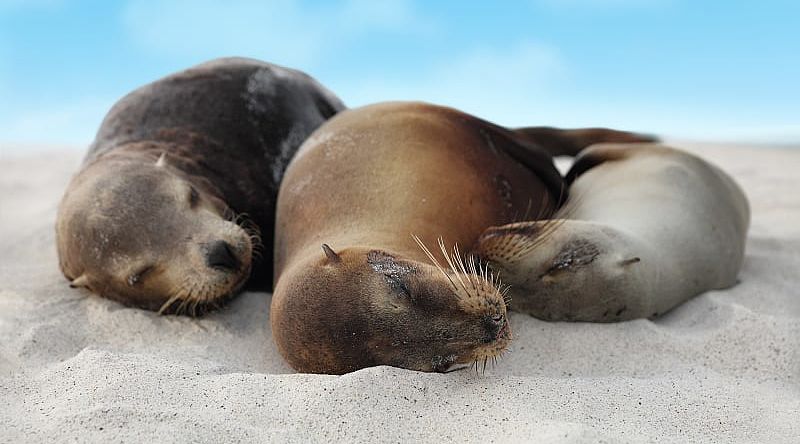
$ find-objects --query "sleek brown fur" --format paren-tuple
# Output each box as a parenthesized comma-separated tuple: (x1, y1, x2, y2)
(271, 101, 654, 373)
(56, 58, 344, 314)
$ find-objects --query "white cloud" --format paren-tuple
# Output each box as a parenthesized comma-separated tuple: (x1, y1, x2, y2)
(122, 0, 434, 69)
(337, 41, 568, 127)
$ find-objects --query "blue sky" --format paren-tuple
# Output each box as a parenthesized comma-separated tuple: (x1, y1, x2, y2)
(1, 0, 798, 152)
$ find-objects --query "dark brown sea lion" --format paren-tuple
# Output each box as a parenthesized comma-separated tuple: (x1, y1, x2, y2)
(271, 101, 655, 374)
(56, 57, 344, 315)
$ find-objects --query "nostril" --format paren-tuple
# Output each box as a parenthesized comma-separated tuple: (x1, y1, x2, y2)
(482, 313, 508, 343)
(206, 240, 239, 271)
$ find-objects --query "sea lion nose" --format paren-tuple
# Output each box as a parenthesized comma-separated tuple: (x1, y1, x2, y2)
(206, 240, 240, 271)
(482, 313, 508, 343)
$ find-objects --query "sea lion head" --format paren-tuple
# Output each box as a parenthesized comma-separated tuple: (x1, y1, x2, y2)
(476, 220, 652, 321)
(270, 242, 511, 374)
(56, 151, 254, 315)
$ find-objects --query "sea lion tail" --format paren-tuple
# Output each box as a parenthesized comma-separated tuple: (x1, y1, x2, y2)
(511, 126, 659, 157)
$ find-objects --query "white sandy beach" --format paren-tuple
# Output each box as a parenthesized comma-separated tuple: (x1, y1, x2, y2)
(0, 142, 798, 443)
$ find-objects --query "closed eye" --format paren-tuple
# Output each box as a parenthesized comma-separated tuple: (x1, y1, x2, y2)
(188, 186, 200, 208)
(386, 275, 412, 299)
(127, 265, 154, 286)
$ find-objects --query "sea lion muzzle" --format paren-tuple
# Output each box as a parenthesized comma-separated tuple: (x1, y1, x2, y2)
(205, 240, 241, 271)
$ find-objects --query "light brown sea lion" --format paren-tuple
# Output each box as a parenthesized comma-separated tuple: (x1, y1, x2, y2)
(56, 57, 344, 315)
(477, 143, 750, 321)
(270, 101, 656, 373)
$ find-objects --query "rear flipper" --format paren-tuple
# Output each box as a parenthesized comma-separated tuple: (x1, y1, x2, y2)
(474, 220, 667, 322)
(511, 127, 659, 157)
(493, 128, 657, 209)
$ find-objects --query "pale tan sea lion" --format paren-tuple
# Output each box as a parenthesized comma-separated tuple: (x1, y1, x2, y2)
(477, 143, 750, 321)
(56, 57, 344, 315)
(270, 101, 656, 373)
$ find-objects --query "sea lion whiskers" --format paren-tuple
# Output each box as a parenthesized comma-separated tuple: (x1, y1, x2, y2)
(189, 283, 208, 316)
(158, 293, 182, 315)
(482, 206, 575, 264)
(159, 275, 215, 316)
(467, 252, 478, 277)
(509, 184, 588, 257)
(467, 251, 483, 295)
(175, 278, 199, 315)
(491, 182, 573, 260)
(471, 251, 507, 303)
(501, 285, 512, 305)
(437, 237, 470, 295)
(451, 242, 507, 304)
(412, 234, 459, 294)
(446, 240, 493, 301)
(451, 244, 477, 293)
(224, 209, 263, 261)
(175, 290, 193, 316)
(195, 281, 217, 315)
(489, 265, 511, 305)
(250, 234, 264, 261)
(158, 274, 193, 314)
(413, 235, 505, 301)
(182, 283, 210, 316)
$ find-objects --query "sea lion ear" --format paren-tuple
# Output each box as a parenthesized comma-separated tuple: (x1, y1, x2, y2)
(619, 257, 641, 267)
(155, 152, 167, 168)
(69, 274, 89, 288)
(321, 244, 341, 264)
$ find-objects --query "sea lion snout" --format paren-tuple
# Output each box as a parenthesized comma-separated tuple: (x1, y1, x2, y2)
(56, 160, 255, 315)
(478, 218, 658, 321)
(270, 245, 513, 374)
(205, 240, 241, 271)
(482, 313, 509, 343)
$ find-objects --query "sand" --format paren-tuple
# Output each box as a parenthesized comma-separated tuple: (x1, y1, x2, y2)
(1, 142, 798, 443)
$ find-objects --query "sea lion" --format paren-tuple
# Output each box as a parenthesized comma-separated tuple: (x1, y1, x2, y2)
(56, 57, 344, 314)
(477, 143, 750, 321)
(271, 101, 656, 373)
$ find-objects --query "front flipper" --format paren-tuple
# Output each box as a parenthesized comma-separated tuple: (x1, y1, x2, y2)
(475, 220, 656, 322)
